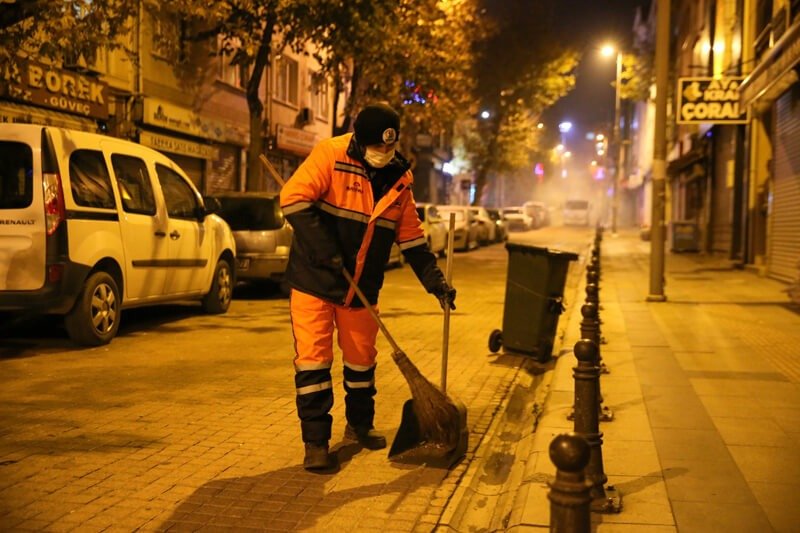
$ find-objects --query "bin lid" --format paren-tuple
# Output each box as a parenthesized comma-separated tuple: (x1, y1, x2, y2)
(505, 242, 579, 260)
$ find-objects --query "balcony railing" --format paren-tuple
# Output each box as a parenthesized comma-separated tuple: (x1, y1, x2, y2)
(773, 5, 789, 41)
(754, 22, 772, 60)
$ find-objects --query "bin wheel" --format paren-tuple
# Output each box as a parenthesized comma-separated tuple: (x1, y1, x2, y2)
(488, 329, 503, 353)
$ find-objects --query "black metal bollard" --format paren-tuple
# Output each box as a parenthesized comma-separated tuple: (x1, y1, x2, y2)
(572, 339, 622, 513)
(548, 433, 592, 533)
(586, 266, 599, 288)
(585, 268, 607, 341)
(581, 304, 613, 421)
(585, 281, 600, 309)
(590, 248, 601, 280)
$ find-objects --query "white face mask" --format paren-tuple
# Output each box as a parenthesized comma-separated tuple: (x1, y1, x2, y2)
(364, 147, 396, 168)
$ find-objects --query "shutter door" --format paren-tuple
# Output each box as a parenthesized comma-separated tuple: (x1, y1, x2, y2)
(711, 127, 733, 254)
(769, 87, 800, 282)
(207, 144, 240, 194)
(169, 154, 206, 193)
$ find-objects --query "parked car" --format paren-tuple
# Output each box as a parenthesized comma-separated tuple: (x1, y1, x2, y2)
(416, 203, 447, 256)
(468, 206, 496, 244)
(523, 200, 550, 228)
(563, 199, 592, 226)
(207, 192, 292, 293)
(486, 208, 508, 242)
(436, 205, 480, 251)
(501, 206, 534, 231)
(0, 124, 237, 345)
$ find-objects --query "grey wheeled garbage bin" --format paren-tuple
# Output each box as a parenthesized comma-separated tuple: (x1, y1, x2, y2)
(488, 243, 578, 362)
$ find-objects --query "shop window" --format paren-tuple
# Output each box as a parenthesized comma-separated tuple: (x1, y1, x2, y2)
(0, 141, 33, 209)
(156, 164, 200, 219)
(69, 150, 116, 209)
(111, 154, 156, 215)
(274, 55, 299, 106)
(308, 71, 329, 122)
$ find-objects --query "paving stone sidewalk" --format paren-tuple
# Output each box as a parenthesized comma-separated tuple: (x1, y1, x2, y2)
(497, 230, 800, 532)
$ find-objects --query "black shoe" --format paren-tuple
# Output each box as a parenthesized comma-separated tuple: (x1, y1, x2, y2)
(303, 441, 331, 470)
(344, 425, 387, 450)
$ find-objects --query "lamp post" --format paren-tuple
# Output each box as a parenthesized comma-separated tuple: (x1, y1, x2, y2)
(601, 45, 622, 234)
(558, 121, 572, 180)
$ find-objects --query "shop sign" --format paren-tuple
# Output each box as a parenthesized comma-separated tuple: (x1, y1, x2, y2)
(276, 124, 317, 154)
(0, 59, 108, 119)
(139, 130, 219, 160)
(677, 77, 747, 124)
(142, 97, 227, 142)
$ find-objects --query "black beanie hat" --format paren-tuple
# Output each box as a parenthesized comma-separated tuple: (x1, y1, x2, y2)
(353, 103, 400, 146)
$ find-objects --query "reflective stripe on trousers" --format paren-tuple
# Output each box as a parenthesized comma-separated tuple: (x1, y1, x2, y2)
(290, 289, 379, 443)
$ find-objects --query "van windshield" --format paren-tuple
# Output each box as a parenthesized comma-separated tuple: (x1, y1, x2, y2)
(0, 141, 33, 209)
(215, 196, 284, 231)
(565, 200, 589, 210)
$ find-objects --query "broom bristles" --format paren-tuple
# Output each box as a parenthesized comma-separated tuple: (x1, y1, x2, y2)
(393, 350, 461, 448)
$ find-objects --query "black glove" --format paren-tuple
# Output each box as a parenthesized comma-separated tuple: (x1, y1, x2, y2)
(433, 282, 457, 311)
(317, 254, 343, 272)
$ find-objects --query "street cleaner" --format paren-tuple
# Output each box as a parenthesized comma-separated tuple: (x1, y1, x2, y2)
(279, 103, 457, 471)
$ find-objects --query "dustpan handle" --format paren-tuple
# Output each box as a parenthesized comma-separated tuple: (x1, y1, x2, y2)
(441, 213, 455, 392)
(342, 268, 403, 354)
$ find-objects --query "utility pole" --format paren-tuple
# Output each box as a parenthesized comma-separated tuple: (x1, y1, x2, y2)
(611, 52, 622, 235)
(648, 0, 669, 302)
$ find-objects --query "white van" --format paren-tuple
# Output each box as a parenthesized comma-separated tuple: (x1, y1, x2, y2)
(0, 124, 237, 345)
(563, 199, 592, 226)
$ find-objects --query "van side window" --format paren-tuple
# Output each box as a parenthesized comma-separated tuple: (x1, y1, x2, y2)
(69, 150, 115, 209)
(155, 164, 200, 219)
(111, 154, 156, 215)
(0, 141, 33, 209)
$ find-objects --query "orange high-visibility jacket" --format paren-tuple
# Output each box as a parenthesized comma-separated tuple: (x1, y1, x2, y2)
(280, 133, 443, 307)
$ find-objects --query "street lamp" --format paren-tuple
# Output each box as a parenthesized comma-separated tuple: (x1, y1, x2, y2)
(601, 43, 622, 234)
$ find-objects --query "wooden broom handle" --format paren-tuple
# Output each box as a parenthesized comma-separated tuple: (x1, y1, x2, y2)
(259, 154, 285, 188)
(341, 268, 403, 354)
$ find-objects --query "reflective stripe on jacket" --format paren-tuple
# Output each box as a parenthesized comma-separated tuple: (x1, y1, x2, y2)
(280, 133, 431, 306)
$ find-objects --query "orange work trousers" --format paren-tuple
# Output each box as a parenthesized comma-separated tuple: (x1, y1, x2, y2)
(290, 289, 379, 443)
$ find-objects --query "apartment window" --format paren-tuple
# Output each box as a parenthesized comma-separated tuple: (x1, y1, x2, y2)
(151, 13, 178, 59)
(219, 56, 246, 89)
(308, 71, 329, 121)
(274, 55, 299, 106)
(217, 36, 246, 89)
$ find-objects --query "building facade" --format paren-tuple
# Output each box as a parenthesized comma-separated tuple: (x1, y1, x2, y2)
(0, 3, 335, 198)
(740, 0, 800, 282)
(623, 0, 799, 284)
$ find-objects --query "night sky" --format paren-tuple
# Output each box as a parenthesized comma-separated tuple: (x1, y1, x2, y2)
(543, 0, 652, 139)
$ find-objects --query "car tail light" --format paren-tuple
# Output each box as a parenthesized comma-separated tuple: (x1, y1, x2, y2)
(42, 172, 65, 236)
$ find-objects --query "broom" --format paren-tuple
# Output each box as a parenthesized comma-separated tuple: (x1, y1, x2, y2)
(341, 268, 462, 449)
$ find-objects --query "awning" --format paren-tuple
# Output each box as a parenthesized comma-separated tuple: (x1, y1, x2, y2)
(0, 100, 99, 132)
(667, 147, 706, 177)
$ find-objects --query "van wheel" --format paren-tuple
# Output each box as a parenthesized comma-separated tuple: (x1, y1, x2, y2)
(64, 271, 120, 346)
(202, 259, 233, 314)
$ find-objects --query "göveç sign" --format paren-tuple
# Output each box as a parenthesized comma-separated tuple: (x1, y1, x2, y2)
(677, 77, 748, 124)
